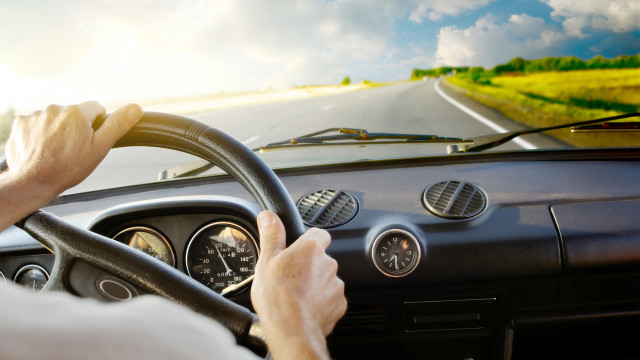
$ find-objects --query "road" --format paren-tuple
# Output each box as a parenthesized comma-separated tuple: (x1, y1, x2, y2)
(71, 79, 563, 194)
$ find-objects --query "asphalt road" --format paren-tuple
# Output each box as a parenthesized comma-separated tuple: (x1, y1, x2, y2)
(70, 79, 564, 194)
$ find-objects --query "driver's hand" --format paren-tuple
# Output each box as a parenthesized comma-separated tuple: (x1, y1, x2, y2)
(251, 210, 347, 360)
(4, 101, 142, 198)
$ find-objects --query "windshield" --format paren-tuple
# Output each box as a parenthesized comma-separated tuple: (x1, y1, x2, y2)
(1, 1, 638, 194)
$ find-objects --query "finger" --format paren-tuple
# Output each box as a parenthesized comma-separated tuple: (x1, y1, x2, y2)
(93, 103, 143, 149)
(302, 227, 331, 250)
(256, 210, 287, 259)
(76, 101, 106, 125)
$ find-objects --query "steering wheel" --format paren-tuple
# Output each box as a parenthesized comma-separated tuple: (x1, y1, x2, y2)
(3, 112, 307, 353)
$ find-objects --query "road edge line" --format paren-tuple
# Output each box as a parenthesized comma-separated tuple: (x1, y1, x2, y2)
(434, 78, 537, 150)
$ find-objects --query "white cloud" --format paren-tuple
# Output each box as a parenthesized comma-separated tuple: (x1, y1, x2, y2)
(1, 0, 418, 109)
(409, 0, 494, 22)
(543, 0, 640, 37)
(434, 14, 566, 67)
(5, 0, 634, 112)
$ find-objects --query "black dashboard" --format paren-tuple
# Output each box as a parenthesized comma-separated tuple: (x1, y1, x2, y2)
(1, 148, 639, 360)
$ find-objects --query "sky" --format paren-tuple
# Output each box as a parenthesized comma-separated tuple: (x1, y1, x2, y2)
(0, 0, 638, 112)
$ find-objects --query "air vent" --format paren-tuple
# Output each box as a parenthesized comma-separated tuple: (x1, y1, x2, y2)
(297, 190, 358, 228)
(423, 181, 486, 219)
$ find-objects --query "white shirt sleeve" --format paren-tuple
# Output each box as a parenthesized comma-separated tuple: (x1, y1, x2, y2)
(0, 282, 262, 360)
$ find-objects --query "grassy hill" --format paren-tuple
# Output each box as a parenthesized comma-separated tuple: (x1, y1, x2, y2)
(412, 55, 640, 147)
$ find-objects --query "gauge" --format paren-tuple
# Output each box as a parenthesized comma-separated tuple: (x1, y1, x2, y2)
(372, 229, 421, 277)
(186, 221, 258, 294)
(14, 265, 49, 291)
(114, 227, 175, 267)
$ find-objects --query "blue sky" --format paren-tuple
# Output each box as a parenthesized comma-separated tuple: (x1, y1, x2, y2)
(1, 0, 638, 111)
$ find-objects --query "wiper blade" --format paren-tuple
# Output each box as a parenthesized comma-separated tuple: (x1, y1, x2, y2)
(571, 121, 640, 132)
(447, 113, 640, 154)
(159, 127, 471, 179)
(261, 127, 470, 150)
(160, 114, 639, 180)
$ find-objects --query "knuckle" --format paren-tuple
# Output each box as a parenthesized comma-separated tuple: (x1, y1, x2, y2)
(338, 294, 348, 313)
(45, 104, 61, 112)
(307, 227, 330, 240)
(296, 236, 318, 253)
(63, 104, 80, 117)
(13, 115, 26, 126)
(337, 277, 346, 293)
(327, 256, 338, 273)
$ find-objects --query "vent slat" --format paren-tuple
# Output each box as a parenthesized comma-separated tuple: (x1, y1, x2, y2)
(423, 181, 486, 219)
(297, 190, 359, 228)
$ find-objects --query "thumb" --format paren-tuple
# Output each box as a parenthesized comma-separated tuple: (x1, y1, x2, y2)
(257, 210, 286, 259)
(94, 103, 143, 149)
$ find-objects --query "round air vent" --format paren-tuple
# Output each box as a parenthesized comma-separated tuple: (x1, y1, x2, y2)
(423, 181, 486, 219)
(297, 190, 359, 228)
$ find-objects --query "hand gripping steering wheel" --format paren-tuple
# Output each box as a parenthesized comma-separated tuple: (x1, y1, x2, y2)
(3, 112, 307, 354)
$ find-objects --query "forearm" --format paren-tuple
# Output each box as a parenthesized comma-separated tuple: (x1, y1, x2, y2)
(0, 171, 54, 231)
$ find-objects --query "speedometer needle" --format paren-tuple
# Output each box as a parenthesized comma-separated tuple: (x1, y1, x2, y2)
(215, 246, 233, 274)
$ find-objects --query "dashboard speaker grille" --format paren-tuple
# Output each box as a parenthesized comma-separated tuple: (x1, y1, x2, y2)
(297, 190, 358, 228)
(423, 181, 486, 219)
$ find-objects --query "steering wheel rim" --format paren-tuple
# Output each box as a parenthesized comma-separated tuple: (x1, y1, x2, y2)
(6, 112, 307, 352)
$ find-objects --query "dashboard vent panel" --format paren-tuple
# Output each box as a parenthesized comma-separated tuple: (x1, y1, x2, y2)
(297, 190, 358, 228)
(335, 309, 387, 332)
(423, 181, 486, 219)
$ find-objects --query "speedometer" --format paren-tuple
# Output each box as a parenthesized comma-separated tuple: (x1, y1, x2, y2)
(185, 221, 259, 294)
(114, 226, 175, 267)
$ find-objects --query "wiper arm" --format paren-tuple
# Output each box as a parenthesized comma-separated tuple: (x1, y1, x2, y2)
(160, 114, 639, 180)
(158, 160, 216, 180)
(159, 127, 471, 180)
(261, 127, 470, 150)
(447, 113, 640, 154)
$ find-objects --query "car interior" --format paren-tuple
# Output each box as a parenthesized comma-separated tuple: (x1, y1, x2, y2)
(0, 112, 638, 360)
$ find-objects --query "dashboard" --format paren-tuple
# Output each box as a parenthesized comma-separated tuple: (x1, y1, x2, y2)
(1, 148, 639, 360)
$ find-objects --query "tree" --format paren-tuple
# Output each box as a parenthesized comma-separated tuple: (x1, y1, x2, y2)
(341, 76, 351, 86)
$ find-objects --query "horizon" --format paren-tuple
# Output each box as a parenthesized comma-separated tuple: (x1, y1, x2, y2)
(1, 0, 638, 113)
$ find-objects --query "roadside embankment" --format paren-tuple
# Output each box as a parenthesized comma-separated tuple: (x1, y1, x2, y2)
(443, 69, 640, 148)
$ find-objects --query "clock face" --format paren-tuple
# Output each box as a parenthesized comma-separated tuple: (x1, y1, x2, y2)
(372, 229, 421, 277)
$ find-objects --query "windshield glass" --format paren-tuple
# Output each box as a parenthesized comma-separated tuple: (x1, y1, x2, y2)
(1, 1, 638, 194)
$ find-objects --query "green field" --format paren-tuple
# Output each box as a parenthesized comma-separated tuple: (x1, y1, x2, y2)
(445, 68, 640, 147)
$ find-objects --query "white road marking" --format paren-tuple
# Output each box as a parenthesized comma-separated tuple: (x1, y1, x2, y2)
(434, 79, 537, 150)
(321, 104, 335, 111)
(241, 135, 260, 145)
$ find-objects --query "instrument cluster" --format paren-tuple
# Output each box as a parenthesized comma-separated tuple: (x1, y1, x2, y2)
(109, 218, 259, 296)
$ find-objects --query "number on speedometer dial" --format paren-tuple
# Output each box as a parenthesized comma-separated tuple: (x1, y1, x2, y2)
(185, 221, 258, 294)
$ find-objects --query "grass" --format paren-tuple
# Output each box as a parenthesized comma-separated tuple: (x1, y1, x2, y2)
(445, 68, 640, 148)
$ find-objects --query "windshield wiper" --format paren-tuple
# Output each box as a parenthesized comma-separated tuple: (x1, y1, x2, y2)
(159, 128, 471, 179)
(159, 114, 639, 179)
(260, 127, 470, 150)
(447, 113, 640, 154)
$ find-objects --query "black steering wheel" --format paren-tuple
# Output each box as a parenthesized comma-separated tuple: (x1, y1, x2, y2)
(3, 112, 307, 353)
